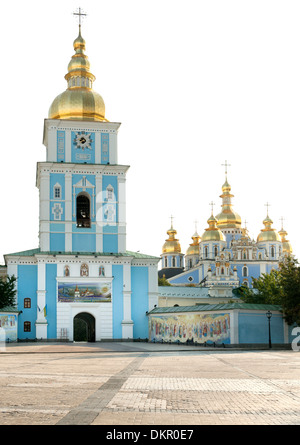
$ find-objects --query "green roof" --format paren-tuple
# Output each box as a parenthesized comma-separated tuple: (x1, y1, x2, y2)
(148, 303, 282, 314)
(0, 306, 20, 313)
(4, 248, 159, 260)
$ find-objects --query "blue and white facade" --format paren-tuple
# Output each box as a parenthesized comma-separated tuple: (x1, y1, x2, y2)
(4, 28, 159, 342)
(160, 177, 293, 296)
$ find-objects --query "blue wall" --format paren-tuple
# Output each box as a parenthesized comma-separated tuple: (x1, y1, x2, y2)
(17, 265, 38, 340)
(131, 267, 149, 338)
(238, 312, 284, 344)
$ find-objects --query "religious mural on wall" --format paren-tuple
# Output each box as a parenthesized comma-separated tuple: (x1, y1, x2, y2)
(58, 282, 111, 303)
(149, 312, 231, 344)
(0, 314, 18, 342)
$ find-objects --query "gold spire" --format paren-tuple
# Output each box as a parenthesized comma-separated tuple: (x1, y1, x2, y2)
(201, 208, 225, 242)
(257, 206, 280, 243)
(48, 18, 107, 122)
(278, 218, 293, 254)
(162, 218, 182, 254)
(215, 162, 242, 229)
(186, 222, 201, 256)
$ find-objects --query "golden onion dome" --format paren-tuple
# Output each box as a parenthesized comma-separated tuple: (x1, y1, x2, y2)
(257, 214, 280, 243)
(186, 231, 201, 256)
(201, 214, 225, 242)
(162, 225, 182, 254)
(215, 179, 242, 229)
(279, 226, 293, 254)
(48, 25, 107, 122)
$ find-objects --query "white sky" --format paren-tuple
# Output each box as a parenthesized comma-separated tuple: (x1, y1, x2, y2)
(1, 0, 300, 266)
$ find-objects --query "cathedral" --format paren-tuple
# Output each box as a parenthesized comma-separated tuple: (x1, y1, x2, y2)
(3, 22, 159, 342)
(159, 167, 293, 296)
(1, 14, 295, 347)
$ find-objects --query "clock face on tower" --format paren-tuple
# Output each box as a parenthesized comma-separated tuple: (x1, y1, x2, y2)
(74, 131, 93, 150)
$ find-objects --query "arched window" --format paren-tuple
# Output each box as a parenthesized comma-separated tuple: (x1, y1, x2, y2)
(205, 246, 208, 258)
(172, 256, 176, 267)
(271, 246, 275, 258)
(164, 257, 168, 268)
(221, 267, 225, 275)
(24, 321, 31, 332)
(76, 193, 91, 228)
(243, 266, 248, 277)
(214, 246, 218, 257)
(80, 263, 89, 277)
(243, 280, 249, 287)
(24, 298, 31, 308)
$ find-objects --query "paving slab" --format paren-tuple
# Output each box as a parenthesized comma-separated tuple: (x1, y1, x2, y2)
(0, 342, 299, 425)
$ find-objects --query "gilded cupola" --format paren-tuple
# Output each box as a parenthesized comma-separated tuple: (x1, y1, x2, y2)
(201, 212, 225, 243)
(186, 230, 201, 256)
(257, 213, 280, 243)
(215, 177, 242, 230)
(48, 25, 107, 122)
(279, 224, 293, 255)
(162, 222, 182, 254)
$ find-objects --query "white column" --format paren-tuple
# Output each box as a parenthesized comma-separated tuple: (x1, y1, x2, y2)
(36, 262, 48, 339)
(148, 264, 158, 310)
(39, 170, 50, 252)
(118, 177, 126, 253)
(65, 130, 72, 162)
(95, 132, 101, 164)
(230, 310, 239, 345)
(95, 174, 103, 252)
(122, 262, 133, 338)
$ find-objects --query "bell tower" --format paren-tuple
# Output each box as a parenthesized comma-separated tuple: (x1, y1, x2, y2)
(38, 18, 128, 254)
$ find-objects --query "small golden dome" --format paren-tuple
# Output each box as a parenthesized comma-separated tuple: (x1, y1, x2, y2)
(48, 26, 107, 122)
(279, 226, 293, 254)
(201, 214, 225, 242)
(257, 214, 280, 243)
(186, 231, 201, 256)
(215, 179, 242, 229)
(162, 225, 182, 254)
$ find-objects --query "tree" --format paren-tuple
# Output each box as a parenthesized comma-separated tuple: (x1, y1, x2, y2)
(278, 256, 300, 326)
(0, 275, 17, 310)
(158, 276, 171, 286)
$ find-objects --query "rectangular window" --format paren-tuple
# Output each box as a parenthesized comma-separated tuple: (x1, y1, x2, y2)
(54, 187, 61, 199)
(24, 321, 31, 332)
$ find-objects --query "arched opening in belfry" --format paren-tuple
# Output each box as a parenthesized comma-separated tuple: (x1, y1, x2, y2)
(76, 193, 91, 227)
(73, 312, 95, 342)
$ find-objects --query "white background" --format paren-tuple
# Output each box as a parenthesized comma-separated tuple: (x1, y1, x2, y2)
(1, 0, 299, 266)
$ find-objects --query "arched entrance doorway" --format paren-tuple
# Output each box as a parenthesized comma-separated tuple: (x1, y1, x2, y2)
(73, 312, 96, 342)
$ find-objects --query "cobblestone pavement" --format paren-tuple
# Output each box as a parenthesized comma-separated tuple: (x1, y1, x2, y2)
(0, 342, 300, 425)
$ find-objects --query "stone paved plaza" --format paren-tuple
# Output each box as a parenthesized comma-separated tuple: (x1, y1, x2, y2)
(0, 342, 300, 425)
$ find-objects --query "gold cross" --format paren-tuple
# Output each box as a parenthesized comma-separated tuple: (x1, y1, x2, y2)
(221, 160, 231, 178)
(209, 201, 215, 215)
(265, 202, 271, 216)
(73, 7, 87, 26)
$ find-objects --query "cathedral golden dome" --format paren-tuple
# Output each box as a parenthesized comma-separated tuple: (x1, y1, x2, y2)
(162, 224, 182, 254)
(201, 214, 225, 242)
(186, 231, 201, 256)
(215, 179, 242, 229)
(279, 226, 293, 254)
(257, 214, 280, 243)
(48, 25, 107, 122)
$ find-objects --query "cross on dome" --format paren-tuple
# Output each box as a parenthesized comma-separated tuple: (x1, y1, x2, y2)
(221, 160, 231, 179)
(73, 7, 87, 26)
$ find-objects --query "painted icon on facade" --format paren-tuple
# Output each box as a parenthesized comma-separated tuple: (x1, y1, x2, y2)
(149, 313, 230, 344)
(58, 282, 111, 303)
